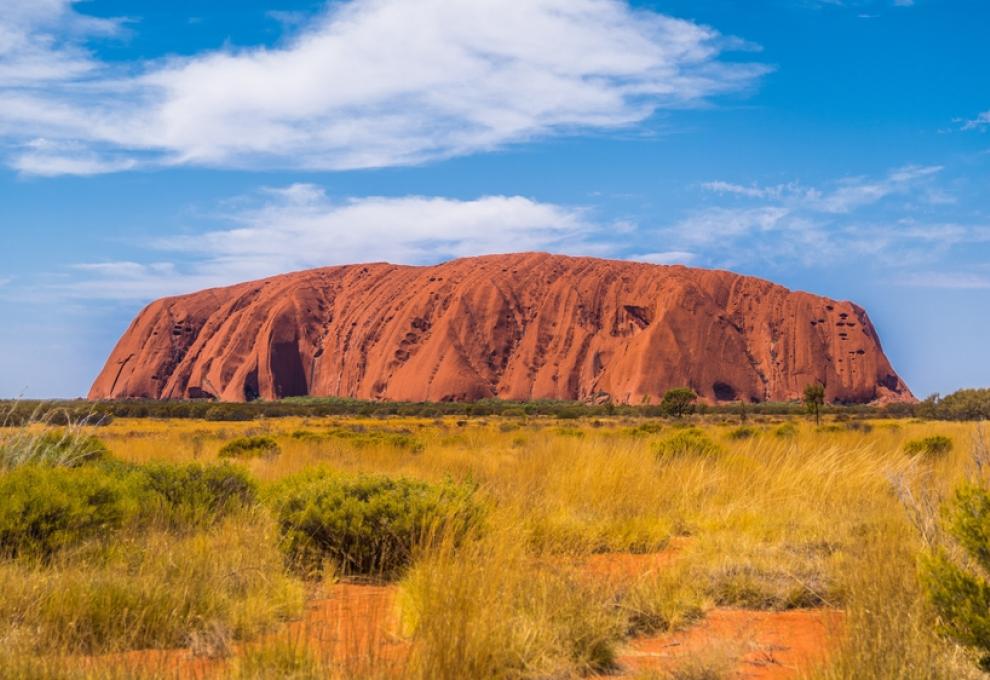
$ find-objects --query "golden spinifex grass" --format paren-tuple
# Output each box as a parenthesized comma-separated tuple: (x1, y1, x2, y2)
(0, 414, 982, 678)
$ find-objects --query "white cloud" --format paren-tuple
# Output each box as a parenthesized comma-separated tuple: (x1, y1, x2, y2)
(672, 206, 794, 246)
(961, 111, 990, 132)
(0, 0, 768, 176)
(627, 251, 696, 265)
(0, 0, 122, 86)
(700, 181, 791, 199)
(896, 272, 990, 289)
(700, 165, 942, 214)
(65, 187, 615, 299)
(671, 165, 988, 270)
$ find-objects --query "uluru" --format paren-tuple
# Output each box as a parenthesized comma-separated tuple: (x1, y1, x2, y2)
(89, 253, 913, 405)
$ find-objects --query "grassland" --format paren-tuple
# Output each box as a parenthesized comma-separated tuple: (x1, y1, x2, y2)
(0, 411, 985, 679)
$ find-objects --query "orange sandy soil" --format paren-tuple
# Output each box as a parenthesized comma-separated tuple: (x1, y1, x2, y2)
(82, 546, 842, 679)
(83, 583, 407, 678)
(615, 608, 842, 679)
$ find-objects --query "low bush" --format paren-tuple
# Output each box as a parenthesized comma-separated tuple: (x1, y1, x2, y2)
(218, 436, 281, 459)
(654, 429, 721, 459)
(726, 426, 757, 441)
(139, 463, 258, 528)
(292, 428, 425, 453)
(626, 422, 664, 437)
(904, 435, 953, 458)
(266, 469, 484, 577)
(0, 465, 141, 559)
(0, 429, 110, 469)
(774, 422, 798, 438)
(921, 482, 990, 670)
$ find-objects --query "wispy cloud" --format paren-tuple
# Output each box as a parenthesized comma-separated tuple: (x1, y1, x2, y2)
(960, 111, 990, 132)
(896, 272, 990, 289)
(666, 165, 989, 276)
(63, 187, 617, 299)
(0, 0, 769, 176)
(627, 251, 696, 265)
(807, 0, 915, 8)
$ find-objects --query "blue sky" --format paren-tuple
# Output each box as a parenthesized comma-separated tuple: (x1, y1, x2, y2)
(1, 0, 988, 399)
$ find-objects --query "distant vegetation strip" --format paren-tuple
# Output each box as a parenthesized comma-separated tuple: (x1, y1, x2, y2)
(2, 387, 989, 424)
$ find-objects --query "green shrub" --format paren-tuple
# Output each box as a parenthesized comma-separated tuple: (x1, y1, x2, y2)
(218, 436, 281, 459)
(0, 429, 110, 469)
(0, 466, 141, 559)
(654, 429, 721, 460)
(290, 430, 324, 441)
(293, 428, 425, 453)
(139, 463, 257, 528)
(626, 422, 664, 437)
(904, 435, 953, 458)
(921, 482, 990, 670)
(204, 405, 254, 422)
(266, 470, 484, 577)
(774, 422, 798, 438)
(726, 426, 757, 441)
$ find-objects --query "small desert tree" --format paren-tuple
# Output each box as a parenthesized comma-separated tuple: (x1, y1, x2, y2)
(803, 383, 826, 426)
(661, 388, 697, 418)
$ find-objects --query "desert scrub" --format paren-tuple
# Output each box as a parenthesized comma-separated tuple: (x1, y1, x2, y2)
(774, 422, 798, 438)
(654, 429, 721, 460)
(0, 514, 304, 654)
(0, 428, 110, 469)
(219, 436, 281, 459)
(905, 435, 954, 458)
(0, 465, 142, 559)
(292, 428, 425, 453)
(624, 421, 664, 437)
(726, 426, 757, 441)
(265, 469, 484, 577)
(139, 462, 257, 528)
(920, 482, 990, 670)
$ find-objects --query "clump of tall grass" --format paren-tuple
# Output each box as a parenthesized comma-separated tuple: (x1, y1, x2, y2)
(0, 514, 304, 655)
(400, 530, 625, 680)
(618, 562, 707, 635)
(0, 427, 110, 470)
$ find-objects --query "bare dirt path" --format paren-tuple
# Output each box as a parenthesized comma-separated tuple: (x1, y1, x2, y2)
(86, 542, 841, 679)
(615, 608, 842, 679)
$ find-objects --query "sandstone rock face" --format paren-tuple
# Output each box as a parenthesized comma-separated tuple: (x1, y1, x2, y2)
(89, 253, 913, 404)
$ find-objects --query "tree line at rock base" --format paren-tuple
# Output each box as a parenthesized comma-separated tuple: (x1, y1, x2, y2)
(2, 387, 988, 424)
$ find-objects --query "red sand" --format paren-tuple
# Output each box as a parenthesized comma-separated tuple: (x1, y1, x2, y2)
(618, 607, 842, 679)
(83, 542, 842, 679)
